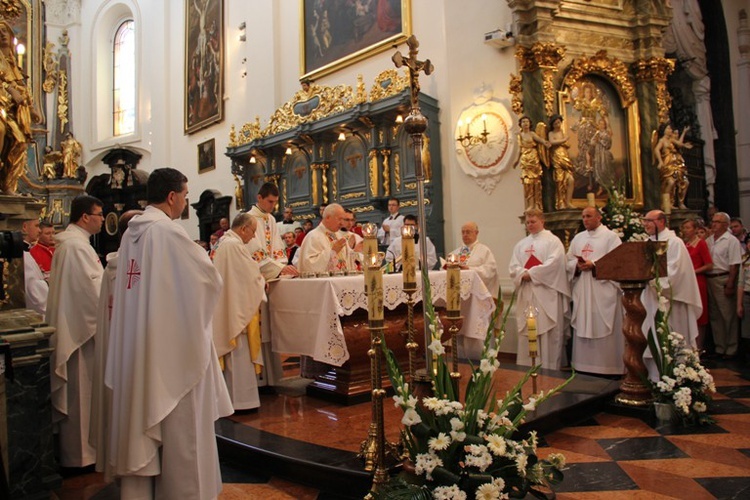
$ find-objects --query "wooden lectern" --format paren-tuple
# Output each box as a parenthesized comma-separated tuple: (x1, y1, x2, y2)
(596, 241, 666, 406)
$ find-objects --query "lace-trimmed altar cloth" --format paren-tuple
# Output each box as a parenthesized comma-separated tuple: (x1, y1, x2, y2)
(268, 270, 495, 366)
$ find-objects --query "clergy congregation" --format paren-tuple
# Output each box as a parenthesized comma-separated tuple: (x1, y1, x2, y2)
(2, 0, 750, 498)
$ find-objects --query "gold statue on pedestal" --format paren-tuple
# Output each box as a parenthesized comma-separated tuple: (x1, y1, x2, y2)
(0, 20, 37, 193)
(513, 116, 549, 211)
(653, 123, 692, 210)
(61, 132, 83, 179)
(547, 114, 575, 210)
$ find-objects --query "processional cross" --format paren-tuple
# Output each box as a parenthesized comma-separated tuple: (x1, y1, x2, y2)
(392, 35, 434, 113)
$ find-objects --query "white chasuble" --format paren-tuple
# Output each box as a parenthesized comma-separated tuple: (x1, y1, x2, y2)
(567, 225, 624, 375)
(509, 230, 570, 370)
(213, 229, 266, 410)
(46, 223, 103, 467)
(106, 206, 232, 499)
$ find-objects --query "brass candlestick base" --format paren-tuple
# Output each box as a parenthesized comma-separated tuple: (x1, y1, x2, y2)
(359, 323, 398, 494)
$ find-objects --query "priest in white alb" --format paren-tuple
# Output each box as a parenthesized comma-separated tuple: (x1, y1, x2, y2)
(213, 212, 266, 411)
(641, 210, 702, 380)
(46, 195, 104, 468)
(106, 169, 232, 498)
(509, 209, 570, 370)
(247, 182, 299, 280)
(90, 210, 141, 482)
(449, 221, 500, 296)
(298, 203, 352, 274)
(566, 207, 624, 375)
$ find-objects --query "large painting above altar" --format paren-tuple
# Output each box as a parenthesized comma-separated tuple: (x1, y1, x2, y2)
(301, 0, 411, 80)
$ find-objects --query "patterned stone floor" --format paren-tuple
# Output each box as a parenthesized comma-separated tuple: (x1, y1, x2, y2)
(52, 358, 750, 499)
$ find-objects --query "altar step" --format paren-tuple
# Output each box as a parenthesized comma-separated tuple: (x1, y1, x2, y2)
(215, 366, 620, 499)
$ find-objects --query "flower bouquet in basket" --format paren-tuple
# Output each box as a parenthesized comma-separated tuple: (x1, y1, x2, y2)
(374, 270, 574, 499)
(646, 253, 716, 426)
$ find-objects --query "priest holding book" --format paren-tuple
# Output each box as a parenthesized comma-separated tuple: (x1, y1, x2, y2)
(509, 208, 570, 369)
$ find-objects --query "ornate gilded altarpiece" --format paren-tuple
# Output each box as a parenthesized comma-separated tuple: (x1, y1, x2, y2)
(226, 69, 445, 253)
(507, 0, 677, 213)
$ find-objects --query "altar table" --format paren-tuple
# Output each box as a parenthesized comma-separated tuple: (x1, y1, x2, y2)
(267, 270, 495, 402)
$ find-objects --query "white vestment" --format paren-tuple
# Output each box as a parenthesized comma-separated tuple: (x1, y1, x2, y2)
(46, 224, 103, 467)
(213, 230, 266, 410)
(24, 251, 48, 315)
(90, 252, 118, 481)
(247, 204, 288, 280)
(105, 206, 232, 499)
(298, 224, 352, 274)
(377, 213, 404, 246)
(509, 229, 570, 370)
(386, 236, 438, 271)
(567, 225, 624, 375)
(642, 229, 702, 381)
(450, 241, 500, 297)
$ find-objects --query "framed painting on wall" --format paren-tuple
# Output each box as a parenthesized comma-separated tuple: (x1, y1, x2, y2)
(300, 0, 411, 81)
(185, 0, 224, 134)
(198, 138, 216, 174)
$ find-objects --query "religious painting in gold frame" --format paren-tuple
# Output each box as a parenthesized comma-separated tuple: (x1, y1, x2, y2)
(557, 74, 643, 208)
(184, 0, 224, 134)
(300, 0, 412, 81)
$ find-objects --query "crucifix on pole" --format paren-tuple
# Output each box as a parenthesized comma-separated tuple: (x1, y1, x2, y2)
(392, 35, 435, 376)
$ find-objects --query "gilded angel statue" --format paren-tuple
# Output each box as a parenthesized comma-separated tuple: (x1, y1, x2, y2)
(652, 123, 692, 210)
(513, 116, 549, 211)
(546, 114, 575, 210)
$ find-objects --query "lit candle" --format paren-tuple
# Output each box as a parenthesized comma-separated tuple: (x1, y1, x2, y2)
(456, 119, 463, 140)
(586, 192, 596, 207)
(402, 225, 416, 292)
(526, 307, 537, 356)
(482, 113, 487, 134)
(367, 253, 384, 321)
(362, 222, 378, 294)
(661, 193, 672, 215)
(446, 254, 461, 315)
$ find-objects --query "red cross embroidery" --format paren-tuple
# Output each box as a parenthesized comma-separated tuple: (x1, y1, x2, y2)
(126, 259, 141, 289)
(581, 243, 595, 260)
(524, 244, 535, 257)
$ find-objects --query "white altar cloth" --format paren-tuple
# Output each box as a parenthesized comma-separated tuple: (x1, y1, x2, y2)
(268, 270, 495, 366)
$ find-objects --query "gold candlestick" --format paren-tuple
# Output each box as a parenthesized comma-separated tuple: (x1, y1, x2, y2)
(359, 252, 389, 489)
(401, 225, 418, 382)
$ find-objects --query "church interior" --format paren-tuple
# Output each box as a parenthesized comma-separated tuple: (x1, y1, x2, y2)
(1, 0, 750, 498)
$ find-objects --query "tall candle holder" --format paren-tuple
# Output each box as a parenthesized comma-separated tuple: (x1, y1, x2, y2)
(401, 225, 418, 382)
(525, 305, 539, 394)
(444, 254, 463, 391)
(358, 252, 396, 492)
(362, 222, 378, 293)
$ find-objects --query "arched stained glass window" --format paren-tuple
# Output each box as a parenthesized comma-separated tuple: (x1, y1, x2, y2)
(113, 20, 135, 136)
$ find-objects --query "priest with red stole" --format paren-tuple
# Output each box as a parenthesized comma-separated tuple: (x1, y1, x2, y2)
(213, 212, 266, 411)
(105, 168, 232, 498)
(509, 208, 570, 369)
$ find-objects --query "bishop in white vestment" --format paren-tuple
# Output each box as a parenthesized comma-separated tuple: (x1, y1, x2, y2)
(46, 197, 104, 468)
(449, 222, 500, 296)
(106, 170, 232, 499)
(566, 208, 624, 375)
(213, 214, 266, 411)
(509, 210, 570, 370)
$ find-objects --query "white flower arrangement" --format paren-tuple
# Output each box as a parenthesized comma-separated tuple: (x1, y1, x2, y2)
(375, 274, 573, 499)
(646, 249, 716, 425)
(601, 187, 649, 242)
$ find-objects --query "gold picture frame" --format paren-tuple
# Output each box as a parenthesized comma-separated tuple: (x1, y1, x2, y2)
(185, 0, 224, 134)
(300, 0, 412, 81)
(198, 138, 216, 174)
(558, 71, 643, 209)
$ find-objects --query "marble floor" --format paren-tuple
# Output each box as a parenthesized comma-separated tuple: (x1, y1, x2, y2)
(51, 357, 750, 499)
